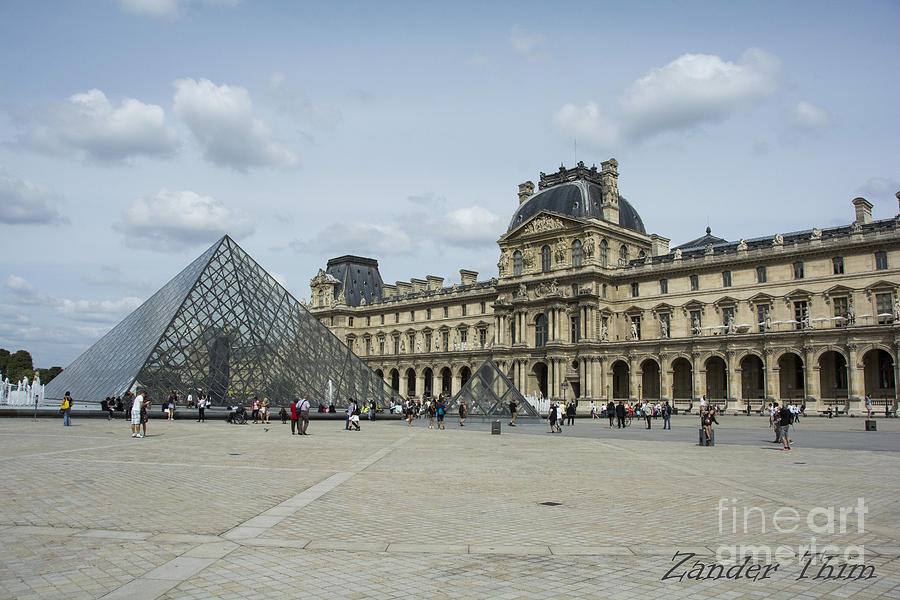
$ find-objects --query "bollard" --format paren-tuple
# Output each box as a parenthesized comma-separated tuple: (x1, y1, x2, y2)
(865, 420, 877, 431)
(491, 420, 501, 435)
(698, 428, 715, 446)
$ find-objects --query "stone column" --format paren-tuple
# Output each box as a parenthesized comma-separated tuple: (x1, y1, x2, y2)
(692, 352, 702, 402)
(726, 351, 739, 403)
(847, 344, 864, 408)
(452, 372, 461, 397)
(802, 345, 818, 404)
(581, 358, 587, 398)
(415, 371, 425, 398)
(629, 355, 639, 401)
(659, 354, 670, 401)
(763, 349, 777, 400)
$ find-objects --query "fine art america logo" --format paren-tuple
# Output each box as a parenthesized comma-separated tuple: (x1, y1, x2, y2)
(662, 498, 876, 582)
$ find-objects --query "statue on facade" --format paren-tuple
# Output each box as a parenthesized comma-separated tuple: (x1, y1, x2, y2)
(894, 298, 900, 322)
(584, 236, 595, 259)
(727, 315, 736, 335)
(811, 228, 822, 240)
(659, 316, 668, 338)
(674, 248, 682, 260)
(802, 307, 811, 329)
(434, 340, 440, 352)
(847, 301, 856, 326)
(416, 339, 422, 353)
(497, 250, 509, 275)
(737, 239, 748, 251)
(692, 316, 701, 336)
(522, 246, 535, 270)
(517, 283, 527, 299)
(630, 321, 638, 340)
(400, 340, 406, 354)
(773, 233, 784, 246)
(554, 239, 566, 263)
(601, 322, 609, 341)
(549, 279, 559, 295)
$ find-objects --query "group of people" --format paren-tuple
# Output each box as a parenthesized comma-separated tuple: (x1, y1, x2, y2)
(769, 401, 795, 450)
(546, 400, 576, 432)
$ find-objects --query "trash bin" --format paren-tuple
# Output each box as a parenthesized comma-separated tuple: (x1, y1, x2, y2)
(865, 420, 877, 431)
(699, 427, 715, 446)
(491, 420, 501, 435)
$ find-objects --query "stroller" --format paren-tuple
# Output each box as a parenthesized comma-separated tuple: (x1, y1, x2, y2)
(226, 405, 246, 424)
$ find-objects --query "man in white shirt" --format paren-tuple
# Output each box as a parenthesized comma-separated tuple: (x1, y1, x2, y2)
(131, 392, 144, 438)
(298, 395, 311, 435)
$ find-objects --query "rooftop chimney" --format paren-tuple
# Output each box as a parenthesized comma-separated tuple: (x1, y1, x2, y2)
(853, 197, 873, 225)
(518, 181, 535, 205)
(459, 269, 478, 286)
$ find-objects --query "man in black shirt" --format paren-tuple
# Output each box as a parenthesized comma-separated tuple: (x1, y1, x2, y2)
(508, 399, 518, 426)
(778, 404, 793, 450)
(615, 400, 626, 428)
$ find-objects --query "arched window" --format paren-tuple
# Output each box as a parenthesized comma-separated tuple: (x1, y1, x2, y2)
(599, 239, 609, 267)
(571, 239, 583, 267)
(541, 245, 551, 272)
(638, 249, 646, 260)
(619, 244, 628, 264)
(535, 313, 548, 347)
(513, 250, 523, 276)
(318, 289, 324, 306)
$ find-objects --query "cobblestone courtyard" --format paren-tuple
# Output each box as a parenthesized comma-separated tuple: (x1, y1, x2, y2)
(0, 415, 898, 599)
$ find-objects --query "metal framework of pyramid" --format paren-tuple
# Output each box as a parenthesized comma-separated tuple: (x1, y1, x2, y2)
(45, 236, 398, 407)
(448, 359, 538, 418)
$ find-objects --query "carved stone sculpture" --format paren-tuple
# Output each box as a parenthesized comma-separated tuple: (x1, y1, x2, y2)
(659, 317, 668, 338)
(737, 239, 748, 251)
(773, 233, 784, 246)
(630, 322, 638, 340)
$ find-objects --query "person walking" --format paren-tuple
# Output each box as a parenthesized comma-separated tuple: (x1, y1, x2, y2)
(60, 391, 73, 426)
(615, 400, 626, 428)
(566, 401, 576, 426)
(642, 401, 652, 429)
(290, 398, 299, 435)
(778, 403, 793, 450)
(261, 397, 270, 424)
(865, 394, 872, 419)
(130, 390, 146, 437)
(662, 401, 672, 430)
(458, 400, 467, 427)
(197, 393, 207, 422)
(436, 398, 446, 430)
(369, 399, 376, 421)
(508, 398, 518, 427)
(139, 395, 150, 438)
(298, 395, 311, 435)
(700, 407, 717, 446)
(607, 401, 616, 428)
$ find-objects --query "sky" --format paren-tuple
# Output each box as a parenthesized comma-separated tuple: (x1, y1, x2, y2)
(1, 0, 898, 369)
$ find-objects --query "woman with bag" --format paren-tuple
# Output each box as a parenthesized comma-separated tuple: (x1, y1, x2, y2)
(60, 391, 73, 426)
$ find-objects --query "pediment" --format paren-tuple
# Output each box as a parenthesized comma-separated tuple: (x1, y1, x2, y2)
(749, 293, 774, 305)
(652, 302, 674, 313)
(786, 288, 813, 299)
(503, 210, 585, 241)
(714, 296, 738, 307)
(624, 304, 644, 315)
(865, 280, 897, 291)
(824, 284, 853, 297)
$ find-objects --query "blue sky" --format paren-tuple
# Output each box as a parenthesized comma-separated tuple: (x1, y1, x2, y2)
(1, 0, 898, 368)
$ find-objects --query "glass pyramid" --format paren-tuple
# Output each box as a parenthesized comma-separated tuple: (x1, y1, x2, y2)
(45, 236, 398, 408)
(448, 359, 538, 417)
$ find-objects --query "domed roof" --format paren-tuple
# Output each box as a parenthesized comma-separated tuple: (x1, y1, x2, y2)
(507, 180, 646, 234)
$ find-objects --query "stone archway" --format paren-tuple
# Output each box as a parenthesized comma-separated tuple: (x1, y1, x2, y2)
(612, 360, 630, 399)
(863, 348, 895, 401)
(423, 367, 434, 398)
(641, 358, 660, 399)
(440, 367, 452, 394)
(405, 368, 416, 397)
(532, 362, 548, 399)
(818, 351, 847, 404)
(740, 355, 764, 401)
(389, 368, 400, 393)
(672, 357, 692, 402)
(460, 365, 472, 388)
(778, 352, 804, 401)
(705, 356, 727, 401)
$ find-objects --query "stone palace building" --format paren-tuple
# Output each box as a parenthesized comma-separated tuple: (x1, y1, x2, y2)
(308, 160, 900, 413)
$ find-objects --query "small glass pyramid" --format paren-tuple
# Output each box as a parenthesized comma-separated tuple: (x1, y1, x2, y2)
(45, 236, 397, 408)
(448, 359, 538, 417)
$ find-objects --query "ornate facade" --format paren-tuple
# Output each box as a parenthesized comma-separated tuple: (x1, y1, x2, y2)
(309, 160, 900, 414)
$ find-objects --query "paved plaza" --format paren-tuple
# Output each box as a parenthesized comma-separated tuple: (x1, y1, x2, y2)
(0, 414, 898, 599)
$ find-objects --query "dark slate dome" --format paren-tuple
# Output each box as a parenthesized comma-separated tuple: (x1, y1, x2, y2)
(507, 181, 646, 234)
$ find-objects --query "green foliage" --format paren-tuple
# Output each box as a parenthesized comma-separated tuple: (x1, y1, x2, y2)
(0, 349, 9, 377)
(2, 349, 34, 382)
(37, 366, 63, 384)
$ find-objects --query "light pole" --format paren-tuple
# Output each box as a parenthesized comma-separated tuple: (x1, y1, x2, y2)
(561, 379, 569, 403)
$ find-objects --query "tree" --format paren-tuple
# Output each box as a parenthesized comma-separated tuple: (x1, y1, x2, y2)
(37, 366, 63, 384)
(0, 349, 9, 377)
(4, 350, 34, 382)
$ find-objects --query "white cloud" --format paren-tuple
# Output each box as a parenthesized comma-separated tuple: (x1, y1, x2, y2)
(80, 266, 155, 292)
(553, 48, 781, 148)
(173, 78, 299, 170)
(296, 222, 416, 256)
(266, 73, 342, 130)
(4, 276, 142, 323)
(120, 188, 254, 249)
(0, 169, 68, 225)
(790, 100, 831, 131)
(856, 177, 900, 203)
(118, 0, 239, 18)
(17, 89, 178, 162)
(437, 206, 504, 248)
(509, 25, 545, 55)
